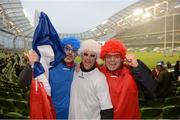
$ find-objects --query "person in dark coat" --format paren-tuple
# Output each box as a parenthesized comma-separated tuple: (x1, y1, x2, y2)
(156, 63, 173, 98)
(174, 60, 180, 81)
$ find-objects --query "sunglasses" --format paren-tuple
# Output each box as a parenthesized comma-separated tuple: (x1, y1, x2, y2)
(64, 46, 78, 52)
(83, 53, 96, 58)
(105, 54, 121, 59)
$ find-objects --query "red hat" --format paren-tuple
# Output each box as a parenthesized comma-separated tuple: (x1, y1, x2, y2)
(100, 38, 127, 59)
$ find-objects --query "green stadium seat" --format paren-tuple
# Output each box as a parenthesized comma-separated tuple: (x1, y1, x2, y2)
(176, 91, 180, 96)
(177, 87, 180, 92)
(1, 87, 13, 92)
(0, 91, 9, 99)
(170, 90, 177, 96)
(172, 81, 177, 84)
(172, 86, 177, 91)
(6, 112, 29, 119)
(172, 83, 177, 88)
(162, 105, 180, 119)
(164, 96, 180, 106)
(8, 92, 23, 101)
(139, 99, 147, 108)
(0, 98, 15, 114)
(177, 82, 180, 87)
(146, 98, 164, 107)
(0, 112, 9, 119)
(11, 87, 23, 93)
(140, 107, 162, 119)
(21, 90, 30, 101)
(13, 100, 29, 116)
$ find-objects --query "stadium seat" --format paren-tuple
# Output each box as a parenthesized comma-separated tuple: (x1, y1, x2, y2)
(139, 99, 147, 108)
(8, 92, 23, 101)
(140, 107, 162, 119)
(0, 91, 9, 99)
(172, 86, 177, 91)
(6, 112, 29, 119)
(177, 82, 180, 87)
(164, 96, 180, 106)
(176, 91, 180, 96)
(0, 98, 15, 114)
(146, 98, 164, 107)
(162, 105, 180, 119)
(172, 83, 177, 88)
(177, 87, 180, 92)
(13, 100, 29, 116)
(172, 81, 177, 84)
(0, 112, 9, 119)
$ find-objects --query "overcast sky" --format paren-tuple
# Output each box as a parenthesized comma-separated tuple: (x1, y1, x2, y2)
(21, 0, 139, 33)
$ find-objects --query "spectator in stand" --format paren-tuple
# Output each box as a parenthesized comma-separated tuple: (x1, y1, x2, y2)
(151, 68, 158, 79)
(166, 61, 175, 81)
(156, 61, 173, 98)
(174, 60, 180, 81)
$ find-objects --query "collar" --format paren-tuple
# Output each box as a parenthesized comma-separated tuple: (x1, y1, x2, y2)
(80, 63, 96, 72)
(105, 64, 127, 77)
(62, 60, 75, 68)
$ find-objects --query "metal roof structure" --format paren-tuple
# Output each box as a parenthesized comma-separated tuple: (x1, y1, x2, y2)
(0, 0, 33, 49)
(0, 0, 179, 49)
(60, 0, 180, 41)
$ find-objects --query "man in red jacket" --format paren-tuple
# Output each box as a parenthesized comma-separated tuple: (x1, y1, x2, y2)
(99, 38, 157, 119)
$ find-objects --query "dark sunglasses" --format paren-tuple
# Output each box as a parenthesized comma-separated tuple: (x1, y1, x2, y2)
(64, 46, 78, 52)
(83, 53, 96, 58)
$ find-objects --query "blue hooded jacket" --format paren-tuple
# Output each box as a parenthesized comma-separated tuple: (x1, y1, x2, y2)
(32, 12, 80, 119)
(49, 37, 80, 119)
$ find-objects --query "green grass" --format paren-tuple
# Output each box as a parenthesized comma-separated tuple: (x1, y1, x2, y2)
(132, 51, 180, 68)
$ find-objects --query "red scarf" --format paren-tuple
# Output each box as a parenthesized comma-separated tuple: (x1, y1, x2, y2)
(66, 62, 74, 68)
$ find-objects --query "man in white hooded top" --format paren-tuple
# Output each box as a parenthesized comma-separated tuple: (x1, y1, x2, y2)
(69, 39, 113, 119)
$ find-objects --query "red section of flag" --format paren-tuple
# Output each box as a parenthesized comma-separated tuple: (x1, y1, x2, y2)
(30, 79, 56, 119)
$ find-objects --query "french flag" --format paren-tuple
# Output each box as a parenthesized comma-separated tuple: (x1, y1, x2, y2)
(30, 12, 65, 119)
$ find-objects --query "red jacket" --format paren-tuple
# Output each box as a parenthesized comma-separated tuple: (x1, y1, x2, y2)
(100, 65, 140, 119)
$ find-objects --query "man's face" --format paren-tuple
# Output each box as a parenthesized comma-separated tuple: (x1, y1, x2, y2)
(81, 50, 97, 70)
(104, 53, 122, 71)
(64, 44, 78, 63)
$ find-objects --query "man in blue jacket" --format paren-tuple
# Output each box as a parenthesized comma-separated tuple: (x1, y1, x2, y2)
(20, 37, 80, 119)
(18, 12, 80, 119)
(49, 37, 80, 119)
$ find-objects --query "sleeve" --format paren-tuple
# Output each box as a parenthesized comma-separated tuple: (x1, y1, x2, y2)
(156, 73, 163, 83)
(131, 59, 158, 101)
(100, 108, 114, 119)
(95, 72, 113, 110)
(18, 64, 32, 88)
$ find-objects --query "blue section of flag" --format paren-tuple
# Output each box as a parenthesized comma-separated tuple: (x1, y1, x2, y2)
(32, 12, 65, 78)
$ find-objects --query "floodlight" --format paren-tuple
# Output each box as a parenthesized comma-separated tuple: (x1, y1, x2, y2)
(142, 12, 151, 19)
(160, 10, 165, 13)
(133, 8, 143, 16)
(174, 4, 180, 8)
(134, 18, 139, 21)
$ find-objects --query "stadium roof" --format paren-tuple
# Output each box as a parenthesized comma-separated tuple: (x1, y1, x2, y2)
(60, 0, 180, 40)
(0, 0, 34, 38)
(0, 0, 179, 49)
